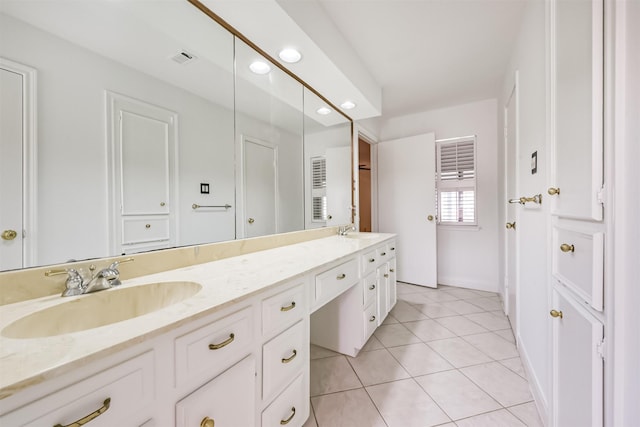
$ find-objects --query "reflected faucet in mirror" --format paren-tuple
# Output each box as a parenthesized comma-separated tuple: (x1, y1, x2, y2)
(338, 224, 355, 236)
(45, 258, 134, 297)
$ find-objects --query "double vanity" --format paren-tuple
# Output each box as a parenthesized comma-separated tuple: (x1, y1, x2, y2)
(0, 231, 397, 426)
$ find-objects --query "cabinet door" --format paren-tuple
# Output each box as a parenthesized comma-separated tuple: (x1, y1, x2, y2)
(377, 264, 389, 324)
(388, 258, 397, 309)
(552, 288, 603, 427)
(552, 0, 603, 220)
(176, 355, 255, 427)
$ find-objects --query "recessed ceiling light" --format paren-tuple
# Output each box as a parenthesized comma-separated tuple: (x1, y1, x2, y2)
(279, 48, 302, 63)
(249, 61, 271, 75)
(316, 107, 332, 115)
(340, 100, 356, 110)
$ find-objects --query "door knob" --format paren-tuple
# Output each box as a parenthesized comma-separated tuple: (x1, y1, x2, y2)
(248, 218, 255, 224)
(505, 222, 516, 230)
(1, 230, 17, 241)
(427, 215, 434, 221)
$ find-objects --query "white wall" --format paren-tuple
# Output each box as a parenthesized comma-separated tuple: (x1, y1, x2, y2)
(498, 0, 550, 418)
(375, 99, 500, 292)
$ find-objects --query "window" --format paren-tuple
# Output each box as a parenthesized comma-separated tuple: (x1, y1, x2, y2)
(436, 136, 477, 225)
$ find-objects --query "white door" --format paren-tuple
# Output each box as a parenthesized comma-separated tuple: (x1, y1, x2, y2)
(505, 78, 519, 332)
(326, 146, 352, 226)
(378, 133, 437, 287)
(551, 288, 603, 427)
(0, 67, 24, 270)
(242, 137, 277, 238)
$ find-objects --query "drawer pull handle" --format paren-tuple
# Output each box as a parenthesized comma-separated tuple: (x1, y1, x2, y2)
(369, 284, 376, 290)
(200, 417, 215, 427)
(53, 397, 111, 427)
(560, 243, 575, 253)
(337, 273, 346, 280)
(384, 273, 389, 278)
(145, 224, 151, 229)
(209, 333, 235, 350)
(390, 247, 395, 251)
(280, 407, 296, 425)
(390, 269, 395, 273)
(369, 315, 376, 322)
(281, 349, 297, 364)
(369, 258, 375, 263)
(548, 187, 560, 196)
(550, 309, 563, 319)
(381, 252, 386, 256)
(280, 301, 296, 312)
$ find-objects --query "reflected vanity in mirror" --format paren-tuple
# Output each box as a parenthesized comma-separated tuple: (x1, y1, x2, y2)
(0, 0, 353, 272)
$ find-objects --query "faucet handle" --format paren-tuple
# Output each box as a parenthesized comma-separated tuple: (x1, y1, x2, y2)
(108, 257, 134, 271)
(45, 268, 85, 296)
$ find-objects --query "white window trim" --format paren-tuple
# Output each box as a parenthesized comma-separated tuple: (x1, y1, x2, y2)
(436, 135, 478, 226)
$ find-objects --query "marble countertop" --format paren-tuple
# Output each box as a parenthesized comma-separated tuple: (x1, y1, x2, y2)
(0, 232, 394, 399)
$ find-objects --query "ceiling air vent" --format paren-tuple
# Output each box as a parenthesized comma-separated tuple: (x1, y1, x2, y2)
(171, 50, 197, 65)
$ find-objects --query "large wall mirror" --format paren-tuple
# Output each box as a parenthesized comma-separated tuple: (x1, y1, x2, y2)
(0, 0, 353, 272)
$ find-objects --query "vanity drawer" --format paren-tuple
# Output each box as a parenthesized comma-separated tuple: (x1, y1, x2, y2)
(175, 306, 253, 388)
(388, 241, 397, 257)
(361, 248, 378, 276)
(176, 355, 255, 427)
(363, 271, 377, 308)
(262, 373, 307, 427)
(0, 351, 154, 427)
(262, 283, 306, 339)
(315, 258, 359, 306)
(122, 217, 169, 245)
(262, 320, 306, 400)
(553, 227, 604, 311)
(363, 301, 378, 341)
(376, 244, 391, 264)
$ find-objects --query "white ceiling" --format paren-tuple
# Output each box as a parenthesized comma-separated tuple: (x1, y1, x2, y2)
(313, 0, 528, 119)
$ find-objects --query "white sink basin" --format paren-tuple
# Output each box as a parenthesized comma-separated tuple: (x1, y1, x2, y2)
(2, 281, 202, 339)
(345, 232, 382, 240)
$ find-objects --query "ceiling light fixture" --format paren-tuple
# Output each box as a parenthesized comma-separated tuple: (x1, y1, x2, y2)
(316, 107, 332, 115)
(340, 100, 356, 110)
(249, 61, 271, 75)
(279, 48, 302, 64)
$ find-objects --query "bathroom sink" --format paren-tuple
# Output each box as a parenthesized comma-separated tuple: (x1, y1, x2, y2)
(345, 232, 382, 240)
(2, 281, 202, 339)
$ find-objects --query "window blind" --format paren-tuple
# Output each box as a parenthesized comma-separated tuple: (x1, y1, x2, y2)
(311, 156, 328, 222)
(436, 137, 477, 225)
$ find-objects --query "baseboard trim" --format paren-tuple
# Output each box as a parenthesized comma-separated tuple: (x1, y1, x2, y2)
(518, 335, 550, 426)
(437, 276, 499, 293)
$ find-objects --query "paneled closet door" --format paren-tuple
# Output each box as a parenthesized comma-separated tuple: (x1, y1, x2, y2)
(551, 288, 603, 427)
(551, 0, 603, 221)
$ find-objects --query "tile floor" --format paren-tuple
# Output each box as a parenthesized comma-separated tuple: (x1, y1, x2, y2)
(304, 283, 544, 427)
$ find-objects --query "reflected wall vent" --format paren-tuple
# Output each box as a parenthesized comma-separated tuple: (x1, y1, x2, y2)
(171, 50, 197, 65)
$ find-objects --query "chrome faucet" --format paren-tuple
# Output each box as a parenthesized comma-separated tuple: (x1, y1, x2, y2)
(45, 258, 134, 297)
(338, 224, 355, 236)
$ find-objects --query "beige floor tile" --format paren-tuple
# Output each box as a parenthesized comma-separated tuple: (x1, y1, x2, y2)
(382, 313, 399, 325)
(303, 402, 318, 427)
(404, 319, 457, 342)
(310, 355, 362, 396)
(499, 357, 527, 379)
(461, 362, 533, 407)
(464, 312, 512, 331)
(367, 378, 451, 427)
(467, 297, 504, 311)
(415, 370, 500, 420)
(361, 334, 385, 352)
(347, 348, 410, 386)
(441, 300, 486, 315)
(388, 343, 454, 376)
(310, 344, 340, 360)
(419, 291, 460, 302)
(455, 409, 526, 427)
(427, 338, 492, 368)
(311, 388, 387, 427)
(440, 288, 482, 300)
(413, 302, 458, 318)
(470, 289, 501, 297)
(463, 332, 519, 360)
(389, 300, 428, 322)
(435, 316, 489, 336)
(397, 282, 426, 294)
(494, 328, 516, 343)
(374, 323, 421, 347)
(508, 402, 544, 427)
(490, 310, 509, 318)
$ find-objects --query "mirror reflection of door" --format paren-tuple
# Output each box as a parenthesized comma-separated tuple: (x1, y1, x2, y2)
(358, 137, 372, 232)
(325, 146, 352, 226)
(0, 66, 23, 270)
(241, 137, 277, 238)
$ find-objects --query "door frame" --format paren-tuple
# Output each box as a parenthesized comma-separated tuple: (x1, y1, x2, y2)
(503, 71, 520, 331)
(235, 135, 278, 238)
(0, 58, 37, 268)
